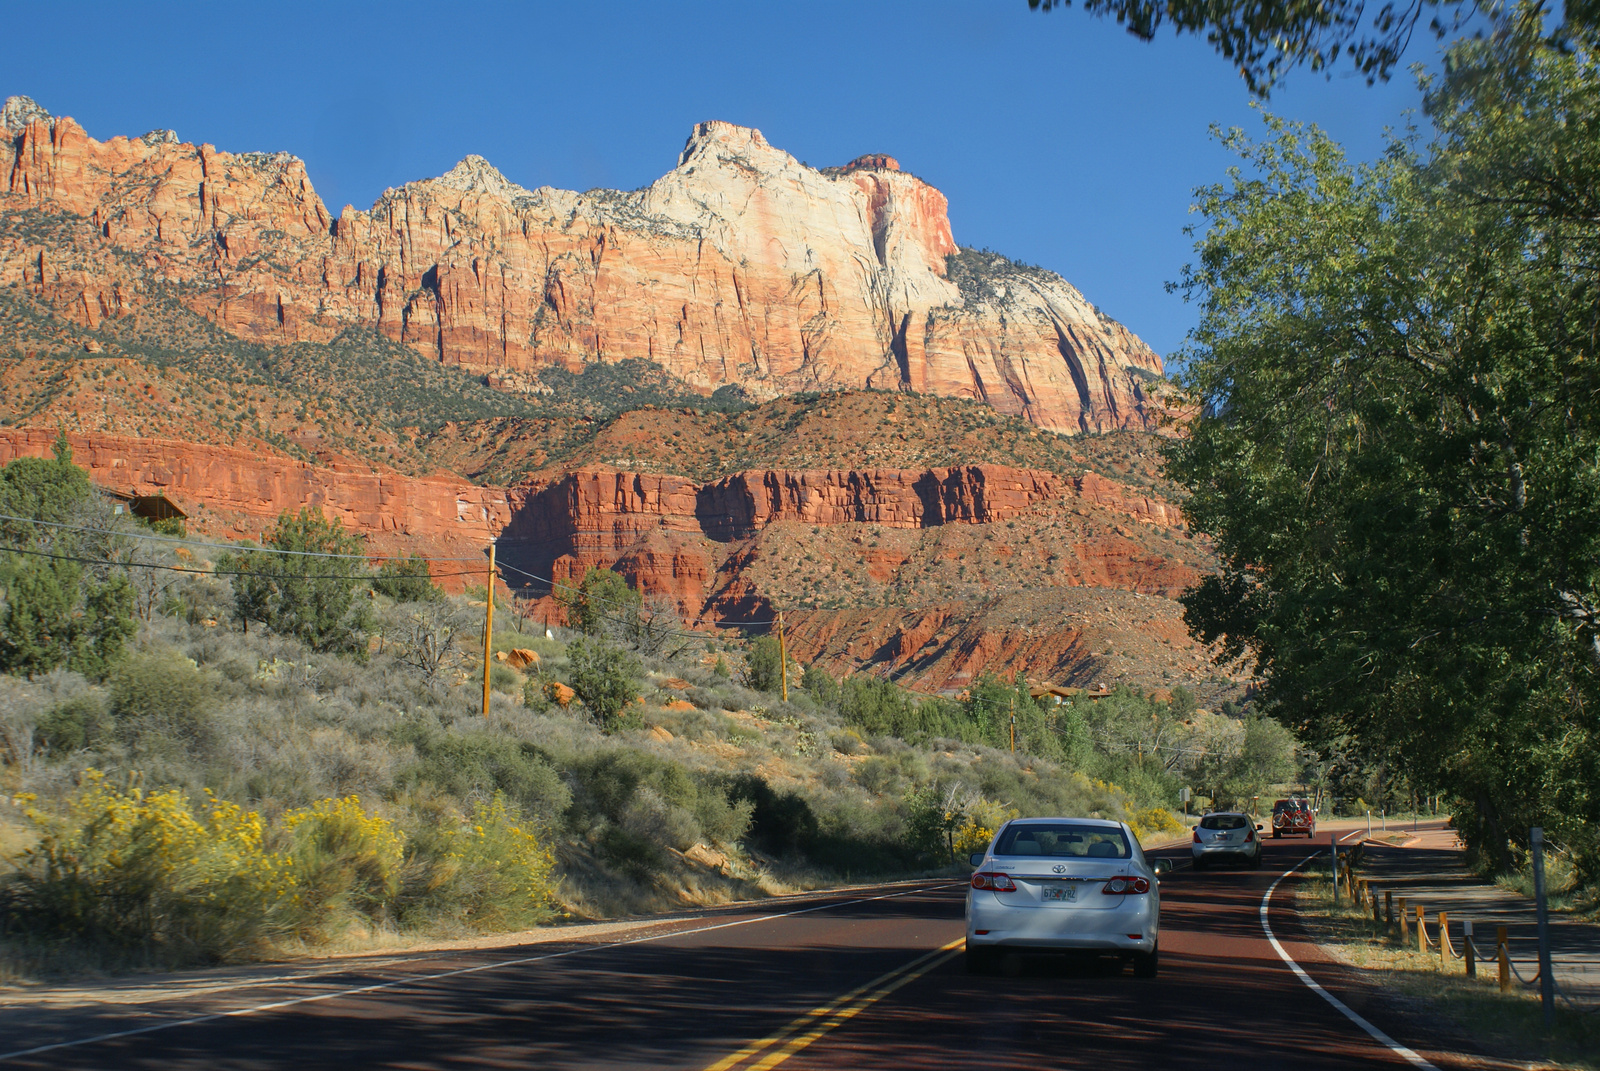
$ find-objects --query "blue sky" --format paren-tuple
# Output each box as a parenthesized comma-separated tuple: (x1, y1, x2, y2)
(8, 1, 1433, 362)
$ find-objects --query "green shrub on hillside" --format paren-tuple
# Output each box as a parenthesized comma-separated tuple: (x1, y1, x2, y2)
(743, 636, 783, 692)
(221, 508, 371, 653)
(372, 555, 441, 603)
(566, 637, 640, 732)
(0, 437, 137, 678)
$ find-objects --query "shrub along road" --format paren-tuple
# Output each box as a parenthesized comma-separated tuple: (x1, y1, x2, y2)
(0, 836, 1499, 1069)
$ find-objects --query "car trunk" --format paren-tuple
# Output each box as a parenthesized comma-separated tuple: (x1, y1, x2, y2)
(999, 858, 1127, 910)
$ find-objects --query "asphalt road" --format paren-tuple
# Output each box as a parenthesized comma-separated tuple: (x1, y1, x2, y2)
(1, 833, 1480, 1070)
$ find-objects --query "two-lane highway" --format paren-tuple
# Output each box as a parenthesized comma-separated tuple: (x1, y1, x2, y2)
(0, 834, 1475, 1069)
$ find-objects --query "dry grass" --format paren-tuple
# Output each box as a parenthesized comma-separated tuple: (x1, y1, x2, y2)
(1295, 872, 1600, 1069)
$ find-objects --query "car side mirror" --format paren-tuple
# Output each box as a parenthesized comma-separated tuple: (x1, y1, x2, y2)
(969, 852, 985, 868)
(1256, 823, 1264, 831)
(1151, 858, 1172, 877)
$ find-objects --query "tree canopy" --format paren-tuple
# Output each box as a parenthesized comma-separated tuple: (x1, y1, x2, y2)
(1028, 0, 1598, 95)
(1166, 18, 1600, 875)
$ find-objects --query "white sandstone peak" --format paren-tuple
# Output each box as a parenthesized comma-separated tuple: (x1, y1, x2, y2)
(433, 154, 531, 199)
(2, 95, 51, 131)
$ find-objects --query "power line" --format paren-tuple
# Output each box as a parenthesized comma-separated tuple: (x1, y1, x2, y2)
(0, 542, 481, 581)
(0, 511, 488, 562)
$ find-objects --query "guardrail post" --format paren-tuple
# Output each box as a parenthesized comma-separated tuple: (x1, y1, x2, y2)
(1416, 904, 1427, 953)
(1385, 889, 1394, 926)
(1497, 926, 1510, 992)
(1330, 839, 1340, 904)
(1399, 896, 1409, 941)
(1439, 911, 1453, 964)
(1464, 919, 1475, 977)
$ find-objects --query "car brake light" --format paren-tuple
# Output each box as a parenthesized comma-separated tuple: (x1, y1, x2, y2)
(1192, 829, 1201, 842)
(1245, 829, 1255, 842)
(1101, 875, 1150, 895)
(971, 871, 1018, 892)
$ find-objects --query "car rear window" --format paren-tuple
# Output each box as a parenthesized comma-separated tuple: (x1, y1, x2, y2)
(993, 824, 1131, 859)
(1199, 814, 1249, 830)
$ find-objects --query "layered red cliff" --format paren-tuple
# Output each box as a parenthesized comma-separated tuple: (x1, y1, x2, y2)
(1, 99, 1166, 434)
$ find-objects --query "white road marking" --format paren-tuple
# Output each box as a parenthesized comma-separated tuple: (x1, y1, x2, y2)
(0, 881, 964, 1063)
(1260, 853, 1440, 1071)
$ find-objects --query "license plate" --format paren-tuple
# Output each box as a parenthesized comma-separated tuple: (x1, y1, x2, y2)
(1041, 885, 1079, 903)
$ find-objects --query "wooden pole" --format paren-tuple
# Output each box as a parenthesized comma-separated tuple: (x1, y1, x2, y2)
(1464, 919, 1476, 977)
(1009, 696, 1016, 753)
(777, 611, 788, 703)
(482, 539, 496, 718)
(1497, 926, 1510, 992)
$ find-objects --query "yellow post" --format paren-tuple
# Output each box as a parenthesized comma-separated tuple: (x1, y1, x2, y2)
(1416, 904, 1427, 953)
(777, 611, 788, 703)
(1399, 897, 1409, 941)
(1439, 911, 1453, 963)
(482, 539, 496, 718)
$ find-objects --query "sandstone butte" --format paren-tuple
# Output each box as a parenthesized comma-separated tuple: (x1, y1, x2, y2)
(0, 95, 1165, 435)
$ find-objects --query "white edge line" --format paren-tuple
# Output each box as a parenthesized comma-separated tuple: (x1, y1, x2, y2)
(0, 880, 964, 1063)
(1260, 852, 1440, 1071)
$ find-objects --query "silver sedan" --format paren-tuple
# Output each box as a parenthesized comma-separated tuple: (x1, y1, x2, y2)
(965, 817, 1164, 977)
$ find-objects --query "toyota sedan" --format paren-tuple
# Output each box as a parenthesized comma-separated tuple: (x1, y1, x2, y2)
(965, 817, 1162, 976)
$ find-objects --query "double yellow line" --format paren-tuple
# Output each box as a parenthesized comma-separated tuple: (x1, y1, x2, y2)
(703, 937, 964, 1071)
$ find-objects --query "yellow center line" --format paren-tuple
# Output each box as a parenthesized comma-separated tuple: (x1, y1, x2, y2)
(703, 937, 964, 1071)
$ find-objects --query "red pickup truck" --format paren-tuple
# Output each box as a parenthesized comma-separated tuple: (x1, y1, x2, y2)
(1272, 798, 1317, 838)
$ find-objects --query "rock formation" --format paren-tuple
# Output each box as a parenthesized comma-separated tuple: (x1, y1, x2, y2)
(1, 97, 1165, 433)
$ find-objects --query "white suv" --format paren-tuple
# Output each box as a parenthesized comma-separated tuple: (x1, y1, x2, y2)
(1190, 812, 1264, 869)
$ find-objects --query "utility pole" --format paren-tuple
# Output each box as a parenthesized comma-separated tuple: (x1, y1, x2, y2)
(1009, 696, 1016, 753)
(482, 538, 496, 718)
(1532, 827, 1554, 1027)
(777, 611, 788, 703)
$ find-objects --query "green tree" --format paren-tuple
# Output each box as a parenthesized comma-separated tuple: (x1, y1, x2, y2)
(743, 636, 783, 693)
(801, 663, 840, 706)
(1165, 24, 1600, 875)
(372, 555, 440, 602)
(557, 567, 640, 637)
(0, 436, 136, 678)
(222, 509, 371, 653)
(566, 636, 640, 732)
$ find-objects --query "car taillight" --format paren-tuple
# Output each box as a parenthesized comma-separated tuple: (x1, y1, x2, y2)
(1245, 829, 1255, 842)
(1101, 875, 1150, 895)
(1193, 829, 1202, 843)
(971, 871, 1018, 892)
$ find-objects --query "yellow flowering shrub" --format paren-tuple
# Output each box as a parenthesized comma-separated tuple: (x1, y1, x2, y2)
(952, 798, 1019, 858)
(1127, 806, 1186, 842)
(5, 775, 560, 962)
(436, 792, 558, 930)
(8, 771, 295, 961)
(283, 796, 405, 931)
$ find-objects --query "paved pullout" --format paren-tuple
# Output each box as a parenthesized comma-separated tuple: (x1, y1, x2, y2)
(0, 836, 1502, 1069)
